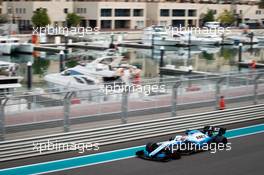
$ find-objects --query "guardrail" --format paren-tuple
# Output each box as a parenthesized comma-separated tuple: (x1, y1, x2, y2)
(0, 70, 263, 141)
(0, 104, 263, 162)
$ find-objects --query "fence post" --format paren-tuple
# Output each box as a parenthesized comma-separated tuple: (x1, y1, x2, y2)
(121, 88, 129, 124)
(63, 92, 74, 132)
(0, 97, 8, 141)
(171, 81, 181, 117)
(27, 61, 32, 90)
(151, 33, 156, 59)
(215, 77, 225, 110)
(159, 46, 165, 68)
(253, 74, 263, 105)
(238, 43, 243, 62)
(59, 50, 65, 72)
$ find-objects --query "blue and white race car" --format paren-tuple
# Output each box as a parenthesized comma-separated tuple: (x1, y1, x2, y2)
(136, 126, 228, 161)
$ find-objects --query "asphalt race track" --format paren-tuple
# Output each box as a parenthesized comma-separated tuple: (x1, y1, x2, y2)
(51, 132, 264, 175)
(0, 120, 263, 175)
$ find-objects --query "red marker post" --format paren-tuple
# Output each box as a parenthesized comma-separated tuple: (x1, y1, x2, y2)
(219, 96, 225, 110)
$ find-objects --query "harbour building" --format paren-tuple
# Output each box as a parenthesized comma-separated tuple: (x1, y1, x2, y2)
(1, 0, 264, 30)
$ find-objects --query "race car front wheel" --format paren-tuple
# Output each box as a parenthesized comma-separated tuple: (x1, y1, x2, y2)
(146, 142, 159, 153)
(136, 150, 144, 156)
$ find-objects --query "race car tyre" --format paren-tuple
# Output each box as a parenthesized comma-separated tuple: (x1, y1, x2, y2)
(160, 152, 172, 162)
(136, 150, 144, 156)
(213, 136, 228, 145)
(170, 151, 181, 160)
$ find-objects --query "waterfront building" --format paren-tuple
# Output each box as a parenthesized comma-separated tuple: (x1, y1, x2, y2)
(1, 0, 263, 30)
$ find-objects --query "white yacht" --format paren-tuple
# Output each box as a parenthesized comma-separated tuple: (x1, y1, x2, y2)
(225, 34, 259, 44)
(45, 52, 141, 89)
(0, 37, 19, 55)
(0, 76, 23, 90)
(44, 68, 102, 90)
(164, 48, 202, 60)
(44, 54, 123, 89)
(142, 26, 182, 46)
(173, 32, 221, 45)
(0, 60, 17, 73)
(83, 54, 124, 81)
(0, 61, 23, 91)
(0, 36, 33, 55)
(16, 42, 34, 54)
(199, 46, 221, 54)
(256, 35, 264, 43)
(197, 34, 222, 45)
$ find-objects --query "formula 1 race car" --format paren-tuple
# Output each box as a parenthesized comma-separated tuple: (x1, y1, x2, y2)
(136, 126, 228, 161)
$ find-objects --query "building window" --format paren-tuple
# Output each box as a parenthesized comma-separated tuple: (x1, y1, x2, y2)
(160, 21, 167, 26)
(172, 20, 185, 27)
(133, 9, 143, 17)
(101, 9, 112, 17)
(160, 9, 170, 17)
(7, 8, 12, 14)
(115, 20, 130, 29)
(256, 10, 261, 15)
(101, 20, 112, 29)
(212, 10, 217, 14)
(64, 8, 68, 14)
(188, 9, 196, 17)
(15, 8, 26, 14)
(172, 9, 185, 17)
(115, 9, 130, 17)
(76, 8, 86, 14)
(135, 20, 144, 29)
(239, 10, 243, 14)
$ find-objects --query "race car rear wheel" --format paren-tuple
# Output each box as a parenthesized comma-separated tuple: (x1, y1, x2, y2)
(213, 136, 228, 145)
(170, 151, 181, 160)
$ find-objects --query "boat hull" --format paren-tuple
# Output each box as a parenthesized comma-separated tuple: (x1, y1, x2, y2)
(143, 39, 180, 46)
(15, 43, 34, 54)
(0, 43, 19, 55)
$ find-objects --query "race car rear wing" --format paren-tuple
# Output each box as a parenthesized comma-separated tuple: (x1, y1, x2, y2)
(202, 126, 226, 136)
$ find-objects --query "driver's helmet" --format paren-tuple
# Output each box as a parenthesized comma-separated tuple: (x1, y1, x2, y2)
(174, 135, 187, 142)
(181, 136, 187, 141)
(174, 135, 182, 141)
